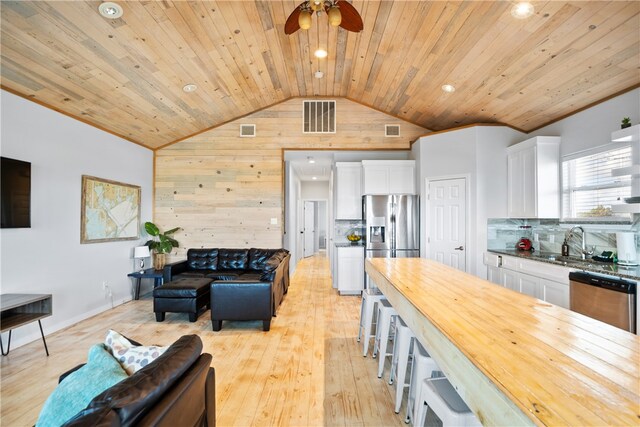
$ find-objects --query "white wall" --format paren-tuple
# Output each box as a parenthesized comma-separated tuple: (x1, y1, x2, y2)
(413, 126, 525, 277)
(284, 163, 302, 273)
(0, 90, 153, 349)
(529, 88, 640, 157)
(301, 181, 330, 200)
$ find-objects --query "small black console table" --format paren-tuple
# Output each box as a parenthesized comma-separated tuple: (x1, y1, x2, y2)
(128, 269, 164, 300)
(0, 293, 52, 356)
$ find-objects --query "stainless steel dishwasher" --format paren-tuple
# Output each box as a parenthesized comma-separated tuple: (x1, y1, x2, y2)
(569, 271, 636, 333)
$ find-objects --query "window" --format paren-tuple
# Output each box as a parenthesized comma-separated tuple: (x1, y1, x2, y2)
(303, 100, 336, 133)
(562, 144, 632, 219)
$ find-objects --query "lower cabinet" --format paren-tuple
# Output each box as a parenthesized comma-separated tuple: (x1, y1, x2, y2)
(336, 246, 364, 295)
(486, 253, 571, 309)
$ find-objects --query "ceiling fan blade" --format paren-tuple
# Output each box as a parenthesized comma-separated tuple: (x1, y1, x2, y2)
(336, 0, 363, 33)
(285, 2, 306, 35)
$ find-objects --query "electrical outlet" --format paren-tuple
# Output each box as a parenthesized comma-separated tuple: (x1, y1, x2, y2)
(534, 233, 539, 242)
(549, 235, 555, 243)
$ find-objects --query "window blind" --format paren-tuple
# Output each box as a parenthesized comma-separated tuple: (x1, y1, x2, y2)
(562, 145, 632, 218)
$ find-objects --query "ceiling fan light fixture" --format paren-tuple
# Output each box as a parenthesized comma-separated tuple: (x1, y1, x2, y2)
(511, 2, 534, 19)
(314, 49, 328, 58)
(328, 5, 342, 27)
(299, 9, 312, 30)
(98, 2, 123, 19)
(442, 84, 456, 93)
(310, 1, 324, 12)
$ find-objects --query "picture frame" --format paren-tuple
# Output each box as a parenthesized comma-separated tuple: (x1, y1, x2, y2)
(80, 175, 141, 244)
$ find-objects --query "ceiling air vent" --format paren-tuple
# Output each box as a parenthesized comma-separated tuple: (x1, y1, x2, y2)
(240, 124, 256, 137)
(385, 124, 401, 137)
(303, 100, 336, 133)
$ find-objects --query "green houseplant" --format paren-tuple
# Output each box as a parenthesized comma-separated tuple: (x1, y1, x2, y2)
(621, 117, 631, 129)
(144, 221, 180, 269)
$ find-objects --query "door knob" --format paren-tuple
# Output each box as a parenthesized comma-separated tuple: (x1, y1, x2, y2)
(454, 246, 464, 251)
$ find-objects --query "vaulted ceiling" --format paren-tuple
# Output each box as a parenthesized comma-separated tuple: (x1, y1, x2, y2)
(1, 1, 638, 150)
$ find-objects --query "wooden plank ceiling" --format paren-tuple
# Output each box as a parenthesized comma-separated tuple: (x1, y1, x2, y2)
(1, 1, 638, 150)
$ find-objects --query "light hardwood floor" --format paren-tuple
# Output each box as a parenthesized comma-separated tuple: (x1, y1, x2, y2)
(1, 254, 406, 426)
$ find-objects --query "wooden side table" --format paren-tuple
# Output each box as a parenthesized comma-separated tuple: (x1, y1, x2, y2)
(0, 293, 52, 356)
(128, 269, 164, 300)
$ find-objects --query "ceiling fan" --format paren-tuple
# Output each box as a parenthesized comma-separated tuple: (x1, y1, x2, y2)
(285, 1, 364, 35)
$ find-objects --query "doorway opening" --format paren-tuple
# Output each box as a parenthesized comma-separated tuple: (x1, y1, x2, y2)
(302, 200, 328, 257)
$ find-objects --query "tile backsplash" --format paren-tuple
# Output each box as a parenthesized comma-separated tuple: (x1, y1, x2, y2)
(488, 218, 639, 261)
(334, 220, 365, 244)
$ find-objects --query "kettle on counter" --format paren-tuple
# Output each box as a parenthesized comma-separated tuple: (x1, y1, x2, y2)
(516, 238, 534, 251)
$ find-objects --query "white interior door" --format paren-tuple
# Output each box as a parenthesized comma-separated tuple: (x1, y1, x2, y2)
(304, 201, 315, 257)
(428, 178, 467, 271)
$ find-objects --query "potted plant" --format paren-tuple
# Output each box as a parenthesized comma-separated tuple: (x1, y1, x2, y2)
(144, 221, 180, 270)
(621, 117, 631, 129)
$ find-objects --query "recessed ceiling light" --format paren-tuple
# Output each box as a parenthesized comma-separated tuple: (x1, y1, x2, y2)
(314, 49, 328, 58)
(308, 157, 315, 164)
(314, 71, 324, 79)
(511, 2, 534, 19)
(312, 176, 318, 180)
(182, 84, 197, 93)
(442, 84, 455, 93)
(98, 2, 123, 19)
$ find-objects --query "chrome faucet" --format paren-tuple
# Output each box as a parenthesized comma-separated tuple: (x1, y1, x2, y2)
(568, 226, 594, 260)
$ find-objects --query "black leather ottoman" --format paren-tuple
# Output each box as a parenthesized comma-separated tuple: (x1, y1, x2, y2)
(210, 280, 273, 331)
(153, 277, 212, 322)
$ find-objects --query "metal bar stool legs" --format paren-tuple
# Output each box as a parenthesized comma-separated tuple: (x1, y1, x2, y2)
(373, 299, 398, 379)
(389, 317, 415, 413)
(357, 288, 385, 357)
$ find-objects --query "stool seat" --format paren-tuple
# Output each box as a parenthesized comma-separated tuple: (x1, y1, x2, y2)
(153, 277, 212, 298)
(415, 377, 482, 427)
(407, 340, 441, 424)
(153, 277, 212, 323)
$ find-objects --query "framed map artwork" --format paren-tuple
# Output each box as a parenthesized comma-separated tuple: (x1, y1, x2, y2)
(80, 175, 140, 244)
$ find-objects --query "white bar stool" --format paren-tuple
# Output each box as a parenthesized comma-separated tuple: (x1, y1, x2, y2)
(372, 299, 398, 379)
(389, 317, 415, 413)
(405, 340, 441, 424)
(414, 377, 482, 427)
(357, 288, 385, 357)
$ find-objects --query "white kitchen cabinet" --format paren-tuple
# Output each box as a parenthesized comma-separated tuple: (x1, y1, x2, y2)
(517, 272, 541, 298)
(336, 246, 364, 295)
(499, 268, 519, 292)
(540, 278, 570, 308)
(362, 160, 415, 194)
(507, 136, 560, 218)
(488, 252, 571, 309)
(335, 162, 362, 219)
(487, 265, 501, 285)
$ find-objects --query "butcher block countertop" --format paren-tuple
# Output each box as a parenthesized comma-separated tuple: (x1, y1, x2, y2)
(365, 258, 640, 426)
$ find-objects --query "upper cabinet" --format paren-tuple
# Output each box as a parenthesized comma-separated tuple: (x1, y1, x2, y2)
(335, 162, 362, 219)
(507, 136, 560, 218)
(362, 160, 416, 195)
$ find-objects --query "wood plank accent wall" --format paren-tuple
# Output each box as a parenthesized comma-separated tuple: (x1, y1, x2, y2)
(155, 98, 427, 257)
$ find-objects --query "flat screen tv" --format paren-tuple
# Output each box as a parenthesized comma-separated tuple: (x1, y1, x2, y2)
(1, 156, 31, 228)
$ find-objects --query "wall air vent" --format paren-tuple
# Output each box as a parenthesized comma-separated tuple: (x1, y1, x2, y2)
(385, 124, 401, 137)
(303, 100, 336, 133)
(240, 124, 256, 137)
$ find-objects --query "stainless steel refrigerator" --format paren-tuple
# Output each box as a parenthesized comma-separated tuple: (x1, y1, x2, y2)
(363, 195, 419, 259)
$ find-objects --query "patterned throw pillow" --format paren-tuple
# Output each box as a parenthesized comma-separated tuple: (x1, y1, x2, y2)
(104, 330, 167, 375)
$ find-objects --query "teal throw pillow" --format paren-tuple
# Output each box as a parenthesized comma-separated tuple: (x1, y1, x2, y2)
(36, 343, 128, 427)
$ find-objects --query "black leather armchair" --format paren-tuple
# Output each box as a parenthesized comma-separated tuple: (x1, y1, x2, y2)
(62, 335, 215, 427)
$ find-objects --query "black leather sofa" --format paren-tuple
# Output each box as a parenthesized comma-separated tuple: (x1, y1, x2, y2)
(62, 335, 215, 426)
(163, 248, 290, 331)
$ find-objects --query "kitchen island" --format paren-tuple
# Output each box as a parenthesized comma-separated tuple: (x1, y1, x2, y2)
(365, 258, 639, 426)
